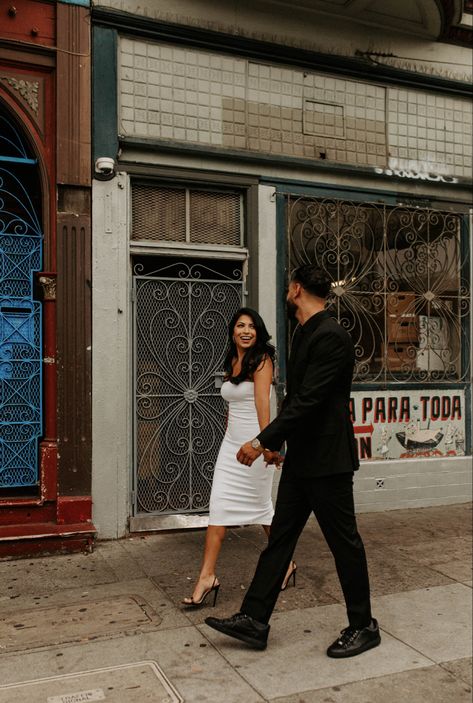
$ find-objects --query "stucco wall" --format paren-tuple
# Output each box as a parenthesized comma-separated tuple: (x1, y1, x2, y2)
(92, 175, 131, 538)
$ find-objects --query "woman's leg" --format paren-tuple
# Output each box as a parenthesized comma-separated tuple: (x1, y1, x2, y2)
(184, 525, 226, 602)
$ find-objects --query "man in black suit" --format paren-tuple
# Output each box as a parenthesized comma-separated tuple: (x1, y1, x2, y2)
(205, 265, 380, 657)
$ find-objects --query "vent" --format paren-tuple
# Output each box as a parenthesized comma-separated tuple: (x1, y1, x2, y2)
(132, 185, 186, 242)
(190, 190, 241, 246)
(132, 184, 242, 246)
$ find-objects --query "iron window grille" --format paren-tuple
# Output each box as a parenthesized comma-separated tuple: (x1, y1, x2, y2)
(287, 196, 471, 385)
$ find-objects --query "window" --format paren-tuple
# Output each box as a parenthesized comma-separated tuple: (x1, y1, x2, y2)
(131, 183, 243, 246)
(288, 196, 470, 384)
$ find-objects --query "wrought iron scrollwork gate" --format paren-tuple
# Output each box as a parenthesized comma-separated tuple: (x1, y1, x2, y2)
(287, 196, 470, 385)
(0, 112, 43, 489)
(133, 261, 243, 516)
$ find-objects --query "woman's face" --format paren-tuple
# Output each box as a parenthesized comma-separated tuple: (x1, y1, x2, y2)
(233, 314, 257, 352)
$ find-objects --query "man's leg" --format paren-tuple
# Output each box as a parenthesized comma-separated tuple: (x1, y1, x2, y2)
(308, 472, 372, 629)
(241, 469, 311, 624)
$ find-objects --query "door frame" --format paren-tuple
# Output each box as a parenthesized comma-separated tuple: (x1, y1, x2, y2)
(130, 255, 247, 532)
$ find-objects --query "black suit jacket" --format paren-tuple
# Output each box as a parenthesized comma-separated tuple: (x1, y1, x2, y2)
(258, 310, 359, 477)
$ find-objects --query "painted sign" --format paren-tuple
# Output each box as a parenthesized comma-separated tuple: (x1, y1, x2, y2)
(350, 390, 466, 461)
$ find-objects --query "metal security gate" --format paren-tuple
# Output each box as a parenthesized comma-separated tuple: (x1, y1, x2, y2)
(0, 112, 43, 490)
(132, 260, 243, 518)
(286, 195, 470, 385)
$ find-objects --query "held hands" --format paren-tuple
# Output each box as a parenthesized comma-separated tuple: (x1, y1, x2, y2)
(263, 450, 284, 469)
(236, 442, 262, 466)
(236, 442, 284, 469)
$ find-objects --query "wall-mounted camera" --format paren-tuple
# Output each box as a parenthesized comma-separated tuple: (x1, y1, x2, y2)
(94, 157, 117, 181)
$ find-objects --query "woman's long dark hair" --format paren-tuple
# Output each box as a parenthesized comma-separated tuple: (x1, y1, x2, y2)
(223, 307, 276, 384)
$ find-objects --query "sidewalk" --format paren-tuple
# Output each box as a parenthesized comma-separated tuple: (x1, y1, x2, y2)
(0, 502, 471, 702)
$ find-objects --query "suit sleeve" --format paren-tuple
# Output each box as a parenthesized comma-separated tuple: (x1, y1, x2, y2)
(257, 331, 347, 451)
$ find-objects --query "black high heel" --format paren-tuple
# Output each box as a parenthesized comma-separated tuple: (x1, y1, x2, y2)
(281, 561, 297, 591)
(182, 577, 220, 609)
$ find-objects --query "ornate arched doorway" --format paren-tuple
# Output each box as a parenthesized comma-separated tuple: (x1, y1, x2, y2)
(0, 105, 43, 494)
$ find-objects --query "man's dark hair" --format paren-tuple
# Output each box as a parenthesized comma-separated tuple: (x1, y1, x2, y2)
(291, 265, 332, 299)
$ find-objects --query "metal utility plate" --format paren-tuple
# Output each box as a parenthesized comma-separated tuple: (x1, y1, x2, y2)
(0, 661, 183, 702)
(0, 595, 161, 652)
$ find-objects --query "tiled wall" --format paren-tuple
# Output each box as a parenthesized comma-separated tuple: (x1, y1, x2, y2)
(119, 37, 472, 179)
(387, 89, 472, 178)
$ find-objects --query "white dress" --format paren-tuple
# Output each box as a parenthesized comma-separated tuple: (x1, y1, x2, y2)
(209, 381, 274, 526)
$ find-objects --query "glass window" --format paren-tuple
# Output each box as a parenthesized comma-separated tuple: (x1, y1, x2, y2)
(288, 197, 470, 384)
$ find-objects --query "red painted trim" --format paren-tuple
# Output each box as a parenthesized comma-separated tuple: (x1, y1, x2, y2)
(0, 522, 96, 541)
(0, 503, 56, 525)
(0, 523, 96, 559)
(38, 273, 57, 442)
(0, 63, 58, 519)
(39, 440, 57, 501)
(56, 496, 93, 525)
(0, 498, 43, 507)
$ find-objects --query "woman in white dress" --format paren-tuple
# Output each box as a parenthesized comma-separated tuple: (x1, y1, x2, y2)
(183, 308, 296, 608)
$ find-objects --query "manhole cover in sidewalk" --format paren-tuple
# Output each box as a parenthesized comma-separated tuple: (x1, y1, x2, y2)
(0, 661, 183, 703)
(0, 596, 161, 652)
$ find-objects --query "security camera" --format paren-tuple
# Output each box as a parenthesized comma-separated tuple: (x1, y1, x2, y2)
(94, 157, 116, 180)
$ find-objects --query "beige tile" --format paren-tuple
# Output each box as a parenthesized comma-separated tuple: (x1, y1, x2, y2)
(441, 657, 472, 687)
(200, 603, 430, 699)
(272, 665, 472, 703)
(375, 584, 472, 662)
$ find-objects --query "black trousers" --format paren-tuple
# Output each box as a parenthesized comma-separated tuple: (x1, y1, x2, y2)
(241, 470, 372, 629)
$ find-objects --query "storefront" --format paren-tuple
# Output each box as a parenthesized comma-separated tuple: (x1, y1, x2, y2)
(91, 4, 472, 538)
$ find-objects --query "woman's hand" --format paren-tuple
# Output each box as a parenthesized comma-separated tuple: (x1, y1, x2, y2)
(263, 450, 284, 469)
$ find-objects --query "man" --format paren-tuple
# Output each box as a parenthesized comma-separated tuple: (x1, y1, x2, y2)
(205, 265, 380, 658)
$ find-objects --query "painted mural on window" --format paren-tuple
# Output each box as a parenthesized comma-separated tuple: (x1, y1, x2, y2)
(350, 390, 466, 461)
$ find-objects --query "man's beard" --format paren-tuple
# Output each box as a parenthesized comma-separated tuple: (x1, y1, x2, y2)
(286, 299, 298, 319)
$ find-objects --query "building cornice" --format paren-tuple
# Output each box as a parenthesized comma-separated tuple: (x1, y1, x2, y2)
(92, 7, 472, 97)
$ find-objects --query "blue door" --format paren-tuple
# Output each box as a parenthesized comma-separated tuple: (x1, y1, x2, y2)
(0, 109, 43, 489)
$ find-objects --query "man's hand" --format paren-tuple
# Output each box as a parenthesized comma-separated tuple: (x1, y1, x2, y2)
(237, 442, 263, 466)
(263, 450, 284, 469)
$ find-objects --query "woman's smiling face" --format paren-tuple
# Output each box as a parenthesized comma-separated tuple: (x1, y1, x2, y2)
(233, 314, 257, 352)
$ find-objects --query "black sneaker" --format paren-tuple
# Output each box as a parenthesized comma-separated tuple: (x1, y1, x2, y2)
(205, 612, 270, 650)
(327, 618, 381, 658)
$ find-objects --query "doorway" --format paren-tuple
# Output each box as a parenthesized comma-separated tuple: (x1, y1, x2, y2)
(132, 257, 244, 520)
(0, 107, 43, 493)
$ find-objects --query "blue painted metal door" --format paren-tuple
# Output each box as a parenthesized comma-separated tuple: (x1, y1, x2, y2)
(0, 111, 43, 488)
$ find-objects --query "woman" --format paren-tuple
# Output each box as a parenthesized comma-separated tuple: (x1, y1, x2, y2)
(183, 308, 296, 608)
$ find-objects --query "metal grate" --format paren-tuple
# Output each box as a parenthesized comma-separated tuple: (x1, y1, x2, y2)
(287, 196, 470, 385)
(189, 190, 241, 245)
(133, 261, 243, 516)
(132, 184, 242, 246)
(132, 185, 186, 242)
(0, 125, 43, 488)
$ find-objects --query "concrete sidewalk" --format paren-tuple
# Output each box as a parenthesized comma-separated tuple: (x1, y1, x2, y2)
(0, 502, 471, 702)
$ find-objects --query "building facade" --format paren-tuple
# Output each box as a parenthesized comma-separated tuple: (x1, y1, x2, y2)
(95, 0, 470, 537)
(0, 0, 95, 555)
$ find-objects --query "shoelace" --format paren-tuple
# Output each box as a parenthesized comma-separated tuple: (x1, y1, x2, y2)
(337, 627, 360, 648)
(230, 613, 248, 623)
